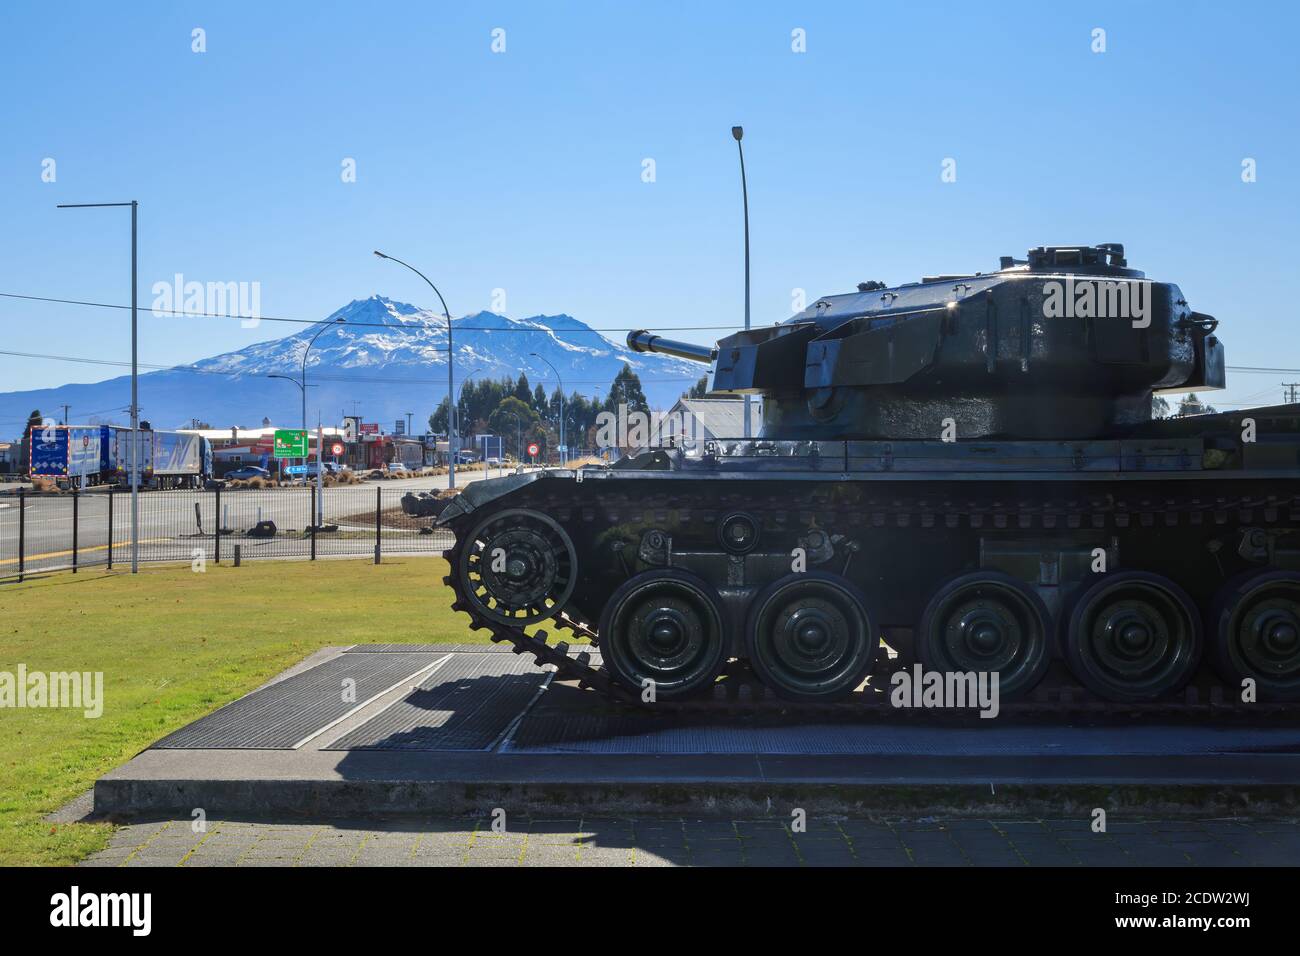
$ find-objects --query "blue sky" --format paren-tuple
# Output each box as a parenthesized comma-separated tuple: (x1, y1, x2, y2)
(1, 1, 1297, 411)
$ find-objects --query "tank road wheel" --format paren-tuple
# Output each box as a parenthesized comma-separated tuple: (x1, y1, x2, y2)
(1211, 570, 1300, 702)
(916, 571, 1052, 698)
(1064, 571, 1202, 702)
(746, 572, 876, 702)
(457, 508, 577, 625)
(599, 570, 727, 700)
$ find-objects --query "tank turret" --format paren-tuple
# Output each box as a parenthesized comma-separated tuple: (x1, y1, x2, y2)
(629, 244, 1225, 440)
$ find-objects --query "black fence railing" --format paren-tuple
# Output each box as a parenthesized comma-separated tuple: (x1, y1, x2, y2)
(0, 485, 456, 582)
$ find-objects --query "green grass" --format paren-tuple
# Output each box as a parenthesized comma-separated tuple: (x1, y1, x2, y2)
(0, 557, 481, 866)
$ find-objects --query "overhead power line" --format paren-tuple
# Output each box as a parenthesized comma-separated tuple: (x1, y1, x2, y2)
(0, 291, 737, 334)
(0, 348, 700, 386)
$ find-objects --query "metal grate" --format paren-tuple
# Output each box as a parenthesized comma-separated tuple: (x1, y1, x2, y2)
(326, 653, 546, 751)
(152, 652, 443, 749)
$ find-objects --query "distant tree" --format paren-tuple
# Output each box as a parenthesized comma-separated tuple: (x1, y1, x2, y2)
(513, 373, 532, 405)
(19, 409, 43, 474)
(605, 364, 649, 414)
(1151, 395, 1171, 419)
(489, 396, 541, 458)
(683, 374, 738, 401)
(534, 383, 548, 413)
(1177, 393, 1218, 417)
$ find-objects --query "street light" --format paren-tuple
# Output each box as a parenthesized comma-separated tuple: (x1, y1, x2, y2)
(58, 200, 140, 572)
(301, 318, 345, 433)
(732, 125, 752, 439)
(530, 352, 565, 466)
(373, 250, 457, 488)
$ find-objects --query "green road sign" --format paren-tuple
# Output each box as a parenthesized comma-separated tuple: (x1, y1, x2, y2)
(274, 429, 308, 458)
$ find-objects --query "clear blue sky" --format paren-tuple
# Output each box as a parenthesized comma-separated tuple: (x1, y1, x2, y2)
(2, 1, 1296, 409)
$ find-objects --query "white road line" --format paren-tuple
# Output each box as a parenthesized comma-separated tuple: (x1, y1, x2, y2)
(292, 653, 454, 750)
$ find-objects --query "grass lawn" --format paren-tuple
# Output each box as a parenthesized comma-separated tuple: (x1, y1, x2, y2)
(0, 557, 483, 866)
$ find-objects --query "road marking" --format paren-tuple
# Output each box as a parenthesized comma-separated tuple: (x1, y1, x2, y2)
(0, 537, 172, 565)
(292, 653, 454, 750)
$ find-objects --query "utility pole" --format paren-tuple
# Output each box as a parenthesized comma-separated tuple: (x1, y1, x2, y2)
(1284, 383, 1300, 405)
(60, 404, 70, 426)
(405, 411, 413, 437)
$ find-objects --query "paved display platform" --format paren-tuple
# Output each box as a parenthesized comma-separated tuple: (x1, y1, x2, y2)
(94, 645, 1300, 819)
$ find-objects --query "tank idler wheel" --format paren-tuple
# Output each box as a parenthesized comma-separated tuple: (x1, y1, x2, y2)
(1063, 571, 1202, 702)
(457, 508, 577, 625)
(1210, 570, 1300, 702)
(599, 570, 728, 700)
(916, 571, 1052, 699)
(746, 572, 876, 702)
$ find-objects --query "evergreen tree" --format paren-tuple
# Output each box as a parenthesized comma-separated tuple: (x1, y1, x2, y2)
(605, 364, 649, 413)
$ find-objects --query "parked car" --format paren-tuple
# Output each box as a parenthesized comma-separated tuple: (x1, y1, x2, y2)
(386, 462, 411, 477)
(225, 465, 270, 481)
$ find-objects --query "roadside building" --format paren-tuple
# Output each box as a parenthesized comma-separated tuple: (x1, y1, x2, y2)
(651, 398, 762, 453)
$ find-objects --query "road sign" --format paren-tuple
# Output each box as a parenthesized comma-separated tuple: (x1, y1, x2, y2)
(330, 442, 344, 456)
(527, 442, 540, 458)
(274, 429, 307, 458)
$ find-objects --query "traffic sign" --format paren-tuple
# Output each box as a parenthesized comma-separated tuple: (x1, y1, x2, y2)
(274, 429, 307, 458)
(527, 442, 540, 458)
(330, 442, 344, 457)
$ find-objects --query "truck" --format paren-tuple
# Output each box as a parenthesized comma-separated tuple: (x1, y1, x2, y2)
(27, 425, 114, 488)
(111, 427, 212, 489)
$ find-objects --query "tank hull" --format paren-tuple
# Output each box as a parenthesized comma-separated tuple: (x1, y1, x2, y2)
(441, 405, 1300, 711)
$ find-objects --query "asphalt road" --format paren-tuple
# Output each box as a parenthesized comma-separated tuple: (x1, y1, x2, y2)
(0, 467, 536, 575)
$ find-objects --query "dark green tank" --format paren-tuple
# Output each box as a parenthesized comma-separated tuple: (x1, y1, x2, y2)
(441, 245, 1300, 713)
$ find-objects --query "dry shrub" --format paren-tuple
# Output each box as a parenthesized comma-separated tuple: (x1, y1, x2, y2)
(29, 476, 66, 494)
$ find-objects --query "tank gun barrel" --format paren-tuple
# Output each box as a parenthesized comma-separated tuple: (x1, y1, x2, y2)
(627, 330, 716, 365)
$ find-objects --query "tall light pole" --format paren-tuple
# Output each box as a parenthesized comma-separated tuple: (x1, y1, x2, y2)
(374, 250, 457, 488)
(732, 126, 752, 439)
(58, 201, 140, 571)
(301, 318, 345, 433)
(530, 352, 565, 466)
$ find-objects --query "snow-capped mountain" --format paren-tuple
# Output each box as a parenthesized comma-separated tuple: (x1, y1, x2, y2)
(0, 296, 707, 433)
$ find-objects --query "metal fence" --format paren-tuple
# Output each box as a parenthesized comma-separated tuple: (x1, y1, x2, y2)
(0, 485, 456, 582)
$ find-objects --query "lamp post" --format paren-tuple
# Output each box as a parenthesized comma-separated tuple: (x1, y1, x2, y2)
(301, 318, 345, 433)
(58, 200, 140, 572)
(732, 126, 752, 439)
(374, 250, 457, 488)
(530, 352, 565, 466)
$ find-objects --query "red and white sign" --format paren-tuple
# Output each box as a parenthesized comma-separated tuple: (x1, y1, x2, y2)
(358, 423, 379, 435)
(527, 442, 540, 458)
(330, 442, 344, 456)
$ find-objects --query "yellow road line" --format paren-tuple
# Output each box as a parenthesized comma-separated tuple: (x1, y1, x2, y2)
(0, 537, 173, 565)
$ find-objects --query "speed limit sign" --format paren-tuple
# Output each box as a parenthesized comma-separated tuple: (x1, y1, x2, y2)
(527, 442, 540, 458)
(331, 442, 344, 456)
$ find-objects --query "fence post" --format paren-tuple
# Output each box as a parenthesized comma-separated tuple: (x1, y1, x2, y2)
(72, 489, 79, 573)
(234, 544, 241, 567)
(213, 485, 221, 564)
(107, 488, 114, 570)
(374, 485, 382, 564)
(310, 486, 317, 561)
(17, 489, 25, 583)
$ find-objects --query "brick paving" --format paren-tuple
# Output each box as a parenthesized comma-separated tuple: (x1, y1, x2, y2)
(80, 816, 1300, 867)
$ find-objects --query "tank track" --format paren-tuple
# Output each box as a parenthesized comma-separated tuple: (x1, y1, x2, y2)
(443, 486, 1300, 719)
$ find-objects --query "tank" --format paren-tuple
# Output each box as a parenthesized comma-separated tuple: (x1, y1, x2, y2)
(440, 244, 1300, 713)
